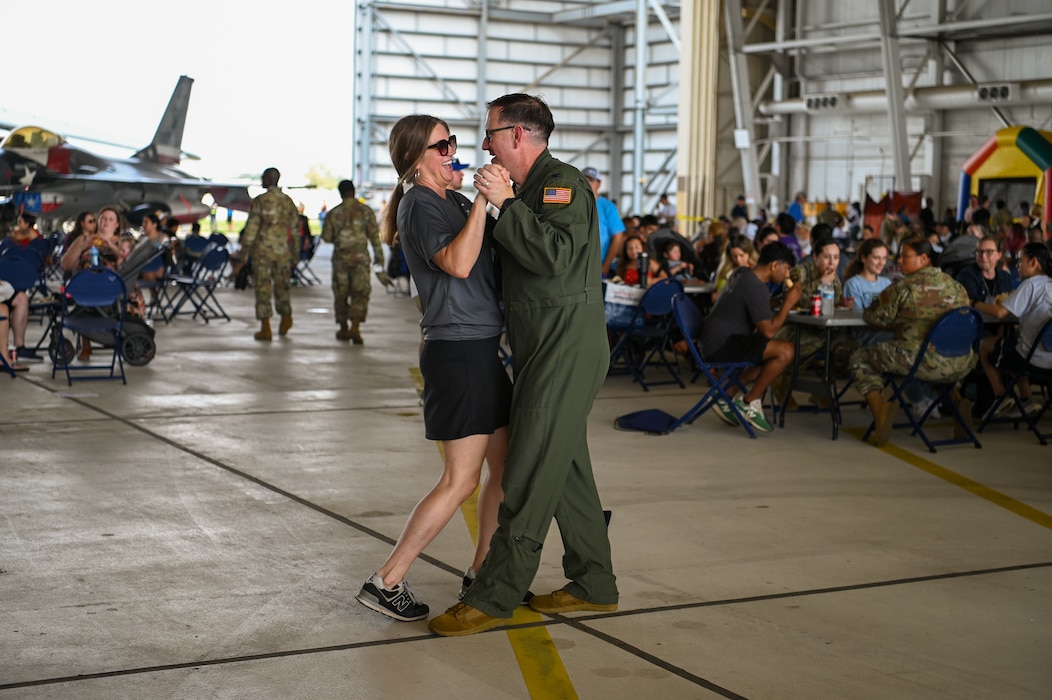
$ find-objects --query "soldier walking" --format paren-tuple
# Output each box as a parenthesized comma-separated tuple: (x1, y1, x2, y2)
(242, 167, 299, 340)
(320, 180, 383, 343)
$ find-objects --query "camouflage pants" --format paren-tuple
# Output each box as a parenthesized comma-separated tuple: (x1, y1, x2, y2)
(252, 250, 292, 319)
(331, 257, 371, 324)
(850, 341, 977, 397)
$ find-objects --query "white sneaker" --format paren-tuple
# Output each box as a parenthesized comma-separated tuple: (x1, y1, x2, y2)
(734, 397, 773, 433)
(993, 397, 1017, 419)
(1021, 396, 1045, 417)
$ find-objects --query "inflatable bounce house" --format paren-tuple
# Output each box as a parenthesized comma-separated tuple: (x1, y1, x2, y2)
(958, 125, 1052, 229)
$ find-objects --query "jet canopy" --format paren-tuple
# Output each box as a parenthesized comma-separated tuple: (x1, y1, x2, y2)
(2, 126, 65, 150)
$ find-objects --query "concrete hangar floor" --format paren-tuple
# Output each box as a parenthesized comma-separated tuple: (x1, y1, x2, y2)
(1, 247, 1049, 699)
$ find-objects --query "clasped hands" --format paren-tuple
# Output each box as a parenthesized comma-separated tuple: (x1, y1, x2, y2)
(473, 163, 513, 209)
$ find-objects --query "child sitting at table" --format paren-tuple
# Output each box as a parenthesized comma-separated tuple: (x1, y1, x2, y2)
(661, 240, 694, 280)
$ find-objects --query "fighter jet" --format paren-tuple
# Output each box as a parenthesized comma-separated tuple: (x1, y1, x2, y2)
(0, 75, 252, 228)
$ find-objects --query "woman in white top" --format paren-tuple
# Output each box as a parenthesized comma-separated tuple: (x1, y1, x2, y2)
(975, 242, 1052, 416)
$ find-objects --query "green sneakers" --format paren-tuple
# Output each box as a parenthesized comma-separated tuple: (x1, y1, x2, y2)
(713, 398, 741, 426)
(734, 397, 773, 433)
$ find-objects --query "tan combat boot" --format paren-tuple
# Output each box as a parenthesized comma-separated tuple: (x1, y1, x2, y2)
(278, 315, 293, 335)
(254, 318, 272, 341)
(336, 321, 353, 341)
(349, 320, 363, 345)
(865, 390, 898, 446)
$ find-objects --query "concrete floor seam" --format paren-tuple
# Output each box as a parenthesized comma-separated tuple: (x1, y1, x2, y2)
(556, 616, 750, 699)
(564, 560, 1052, 624)
(24, 381, 465, 579)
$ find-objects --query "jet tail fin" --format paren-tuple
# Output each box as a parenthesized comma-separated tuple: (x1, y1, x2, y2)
(133, 75, 194, 165)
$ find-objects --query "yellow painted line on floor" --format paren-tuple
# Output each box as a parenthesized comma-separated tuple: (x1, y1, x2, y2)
(845, 427, 1052, 532)
(409, 367, 577, 699)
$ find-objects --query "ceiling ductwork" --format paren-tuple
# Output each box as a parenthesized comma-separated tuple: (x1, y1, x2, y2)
(758, 79, 1052, 116)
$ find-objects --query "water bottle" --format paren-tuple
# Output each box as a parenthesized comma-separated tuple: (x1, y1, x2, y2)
(89, 245, 100, 267)
(819, 282, 835, 316)
(638, 252, 649, 288)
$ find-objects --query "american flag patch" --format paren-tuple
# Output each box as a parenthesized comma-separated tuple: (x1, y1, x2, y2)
(542, 187, 572, 204)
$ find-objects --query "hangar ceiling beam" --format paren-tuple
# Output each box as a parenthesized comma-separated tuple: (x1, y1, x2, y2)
(724, 0, 764, 218)
(742, 11, 1052, 54)
(878, 0, 913, 189)
(632, 0, 648, 215)
(939, 42, 1011, 129)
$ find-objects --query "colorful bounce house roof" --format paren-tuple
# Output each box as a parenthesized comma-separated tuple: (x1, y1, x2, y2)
(958, 125, 1052, 227)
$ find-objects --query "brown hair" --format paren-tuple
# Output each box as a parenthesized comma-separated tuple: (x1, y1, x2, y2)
(844, 237, 888, 280)
(381, 115, 449, 246)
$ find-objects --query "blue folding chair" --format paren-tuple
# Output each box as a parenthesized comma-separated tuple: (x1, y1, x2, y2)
(51, 267, 128, 386)
(161, 245, 231, 323)
(607, 278, 685, 391)
(863, 307, 984, 452)
(978, 316, 1052, 445)
(668, 293, 766, 438)
(292, 235, 322, 286)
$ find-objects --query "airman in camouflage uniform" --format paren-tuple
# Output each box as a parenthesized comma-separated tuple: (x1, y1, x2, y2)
(321, 180, 383, 343)
(778, 256, 848, 358)
(242, 167, 299, 340)
(850, 241, 974, 445)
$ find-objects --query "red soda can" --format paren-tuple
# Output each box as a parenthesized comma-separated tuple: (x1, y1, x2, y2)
(810, 293, 822, 316)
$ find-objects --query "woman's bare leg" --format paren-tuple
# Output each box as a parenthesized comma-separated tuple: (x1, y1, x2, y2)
(375, 433, 490, 588)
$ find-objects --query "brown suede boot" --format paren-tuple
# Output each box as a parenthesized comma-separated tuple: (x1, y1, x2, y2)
(254, 318, 272, 341)
(865, 390, 898, 447)
(349, 320, 363, 345)
(278, 315, 293, 336)
(336, 321, 352, 341)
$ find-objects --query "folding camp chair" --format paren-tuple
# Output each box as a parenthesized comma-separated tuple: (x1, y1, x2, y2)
(51, 267, 128, 385)
(667, 293, 767, 438)
(607, 278, 685, 391)
(977, 316, 1052, 445)
(292, 236, 322, 286)
(0, 253, 56, 362)
(862, 307, 984, 452)
(161, 245, 231, 323)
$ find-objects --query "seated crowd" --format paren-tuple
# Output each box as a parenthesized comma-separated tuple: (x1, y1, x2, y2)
(600, 188, 1052, 440)
(0, 205, 200, 371)
(4, 188, 1052, 448)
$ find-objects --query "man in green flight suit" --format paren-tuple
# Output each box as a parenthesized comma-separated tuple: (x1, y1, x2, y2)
(429, 93, 617, 636)
(242, 167, 299, 341)
(321, 179, 383, 344)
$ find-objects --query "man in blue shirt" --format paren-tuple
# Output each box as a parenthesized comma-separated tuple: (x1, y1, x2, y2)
(787, 191, 807, 223)
(583, 167, 626, 277)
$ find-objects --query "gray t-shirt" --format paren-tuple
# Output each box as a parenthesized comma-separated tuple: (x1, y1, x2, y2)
(700, 267, 772, 357)
(396, 185, 503, 341)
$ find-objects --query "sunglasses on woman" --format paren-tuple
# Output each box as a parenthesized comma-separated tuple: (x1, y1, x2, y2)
(427, 134, 457, 156)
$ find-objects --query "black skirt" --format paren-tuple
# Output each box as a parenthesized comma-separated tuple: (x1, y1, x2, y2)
(419, 335, 512, 441)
